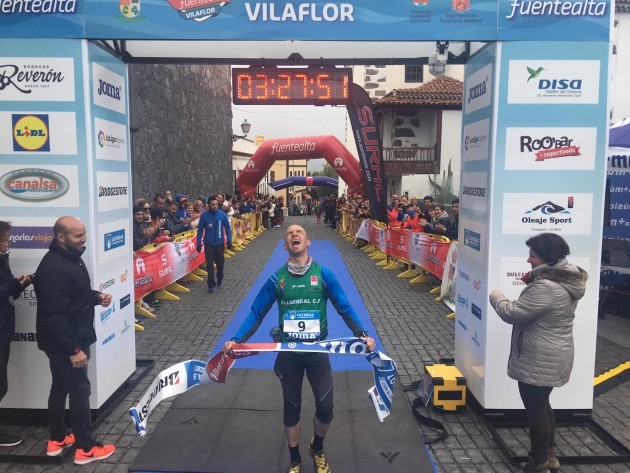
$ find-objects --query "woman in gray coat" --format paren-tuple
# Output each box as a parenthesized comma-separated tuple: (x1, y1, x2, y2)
(489, 233, 587, 473)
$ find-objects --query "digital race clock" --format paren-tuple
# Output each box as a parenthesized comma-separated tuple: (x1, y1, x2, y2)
(232, 67, 352, 105)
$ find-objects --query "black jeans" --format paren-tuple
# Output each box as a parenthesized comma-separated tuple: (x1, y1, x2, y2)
(45, 347, 94, 451)
(518, 381, 555, 464)
(0, 346, 9, 402)
(204, 243, 225, 288)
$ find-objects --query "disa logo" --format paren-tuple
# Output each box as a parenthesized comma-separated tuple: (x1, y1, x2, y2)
(167, 0, 230, 22)
(12, 114, 50, 152)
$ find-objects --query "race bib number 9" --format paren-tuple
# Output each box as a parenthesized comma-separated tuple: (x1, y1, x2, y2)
(283, 310, 321, 340)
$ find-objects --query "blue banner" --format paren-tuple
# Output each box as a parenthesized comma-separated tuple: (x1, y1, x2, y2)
(0, 0, 612, 42)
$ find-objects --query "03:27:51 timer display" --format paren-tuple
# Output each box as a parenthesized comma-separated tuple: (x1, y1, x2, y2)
(232, 67, 352, 106)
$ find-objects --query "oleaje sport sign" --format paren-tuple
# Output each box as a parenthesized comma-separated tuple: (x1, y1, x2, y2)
(133, 235, 205, 300)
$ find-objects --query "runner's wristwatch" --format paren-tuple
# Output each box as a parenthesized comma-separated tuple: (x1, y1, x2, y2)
(357, 331, 369, 338)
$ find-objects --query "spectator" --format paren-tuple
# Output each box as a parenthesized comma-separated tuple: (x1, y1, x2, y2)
(174, 194, 189, 220)
(424, 204, 451, 235)
(154, 193, 167, 209)
(164, 190, 173, 205)
(443, 199, 459, 240)
(33, 216, 116, 464)
(489, 233, 588, 473)
(196, 195, 233, 294)
(164, 201, 191, 235)
(0, 221, 32, 448)
(314, 200, 322, 224)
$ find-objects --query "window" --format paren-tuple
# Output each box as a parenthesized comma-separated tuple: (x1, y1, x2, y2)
(405, 65, 423, 83)
(269, 171, 275, 182)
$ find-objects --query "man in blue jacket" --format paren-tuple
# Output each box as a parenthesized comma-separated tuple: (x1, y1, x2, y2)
(196, 195, 233, 293)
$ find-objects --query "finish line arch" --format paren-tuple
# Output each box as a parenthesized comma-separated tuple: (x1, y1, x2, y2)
(236, 135, 365, 198)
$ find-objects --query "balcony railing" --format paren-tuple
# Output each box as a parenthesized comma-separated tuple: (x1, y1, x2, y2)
(382, 146, 439, 175)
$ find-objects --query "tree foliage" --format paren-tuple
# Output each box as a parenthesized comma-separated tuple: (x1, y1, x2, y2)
(427, 159, 457, 204)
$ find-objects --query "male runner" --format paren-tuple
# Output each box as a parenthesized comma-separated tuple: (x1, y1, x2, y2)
(223, 225, 376, 473)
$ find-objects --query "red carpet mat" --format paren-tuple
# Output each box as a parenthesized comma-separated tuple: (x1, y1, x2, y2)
(130, 369, 436, 473)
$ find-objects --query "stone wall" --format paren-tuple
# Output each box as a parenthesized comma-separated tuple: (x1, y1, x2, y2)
(129, 64, 233, 201)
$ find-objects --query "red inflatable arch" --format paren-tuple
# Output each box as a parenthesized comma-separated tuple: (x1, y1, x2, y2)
(237, 135, 366, 198)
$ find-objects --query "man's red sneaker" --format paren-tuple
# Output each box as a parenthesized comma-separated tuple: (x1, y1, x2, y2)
(74, 443, 115, 465)
(46, 434, 75, 456)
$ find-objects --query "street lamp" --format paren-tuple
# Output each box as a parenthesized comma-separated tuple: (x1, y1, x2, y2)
(232, 119, 251, 142)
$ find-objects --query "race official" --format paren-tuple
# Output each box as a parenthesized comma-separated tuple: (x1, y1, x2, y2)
(196, 195, 233, 293)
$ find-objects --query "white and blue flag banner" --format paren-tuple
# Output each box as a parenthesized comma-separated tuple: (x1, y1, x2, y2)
(129, 339, 397, 435)
(203, 338, 397, 423)
(129, 359, 206, 436)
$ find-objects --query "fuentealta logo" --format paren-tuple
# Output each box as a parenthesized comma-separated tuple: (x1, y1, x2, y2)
(167, 0, 231, 22)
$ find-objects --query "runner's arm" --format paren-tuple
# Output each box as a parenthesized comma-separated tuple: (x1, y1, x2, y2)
(230, 274, 277, 343)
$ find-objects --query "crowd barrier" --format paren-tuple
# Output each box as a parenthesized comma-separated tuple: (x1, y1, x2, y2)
(340, 211, 457, 318)
(132, 212, 264, 328)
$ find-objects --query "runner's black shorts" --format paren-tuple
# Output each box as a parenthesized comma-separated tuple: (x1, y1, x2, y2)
(274, 351, 333, 427)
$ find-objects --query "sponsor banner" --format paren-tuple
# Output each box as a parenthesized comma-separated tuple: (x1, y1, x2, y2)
(459, 217, 486, 263)
(407, 232, 450, 280)
(0, 165, 79, 207)
(464, 63, 493, 115)
(367, 220, 386, 253)
(604, 171, 630, 239)
(0, 6, 83, 38)
(386, 227, 411, 263)
(607, 146, 630, 173)
(499, 0, 610, 41)
(92, 62, 126, 114)
(133, 235, 205, 300)
(98, 219, 131, 263)
(7, 226, 54, 249)
(461, 172, 488, 213)
(440, 241, 458, 312)
(85, 1, 498, 41)
(347, 83, 387, 223)
(129, 360, 206, 436)
(505, 127, 596, 170)
(355, 218, 370, 242)
(94, 117, 128, 161)
(463, 118, 490, 162)
(501, 193, 593, 235)
(0, 111, 77, 155)
(507, 60, 600, 105)
(96, 171, 129, 212)
(0, 57, 75, 101)
(364, 221, 451, 280)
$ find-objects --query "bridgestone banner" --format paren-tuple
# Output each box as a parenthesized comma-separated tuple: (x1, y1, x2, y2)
(348, 84, 388, 224)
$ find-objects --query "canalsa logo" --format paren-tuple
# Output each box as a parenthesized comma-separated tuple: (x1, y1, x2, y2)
(12, 114, 50, 152)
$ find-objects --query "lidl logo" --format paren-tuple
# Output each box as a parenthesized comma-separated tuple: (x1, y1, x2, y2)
(12, 114, 50, 152)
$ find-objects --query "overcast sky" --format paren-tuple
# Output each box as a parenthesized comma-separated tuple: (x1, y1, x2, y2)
(232, 104, 347, 171)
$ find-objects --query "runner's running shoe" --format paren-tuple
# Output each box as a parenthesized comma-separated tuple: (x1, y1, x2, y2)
(74, 443, 115, 465)
(308, 438, 331, 473)
(46, 434, 75, 456)
(287, 461, 303, 473)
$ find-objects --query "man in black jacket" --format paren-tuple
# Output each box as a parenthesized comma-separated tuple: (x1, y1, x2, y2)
(34, 216, 116, 464)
